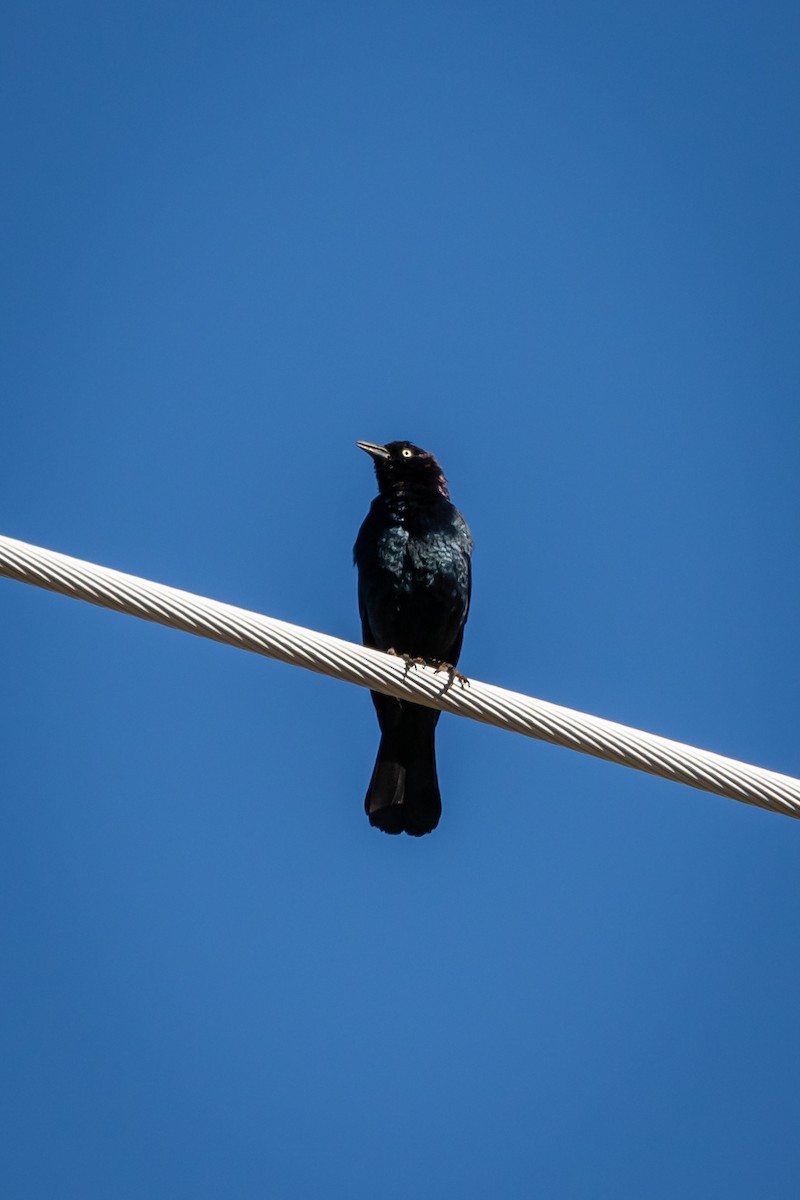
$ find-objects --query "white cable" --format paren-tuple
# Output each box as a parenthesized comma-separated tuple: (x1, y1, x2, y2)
(1, 533, 798, 820)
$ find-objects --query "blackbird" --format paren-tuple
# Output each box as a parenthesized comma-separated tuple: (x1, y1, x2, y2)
(354, 440, 473, 835)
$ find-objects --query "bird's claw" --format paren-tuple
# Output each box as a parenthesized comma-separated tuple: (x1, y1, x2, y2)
(387, 648, 428, 676)
(432, 660, 470, 692)
(386, 648, 469, 689)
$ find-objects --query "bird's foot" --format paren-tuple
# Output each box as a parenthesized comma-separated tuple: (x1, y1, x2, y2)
(387, 648, 428, 676)
(432, 660, 470, 691)
(386, 649, 469, 690)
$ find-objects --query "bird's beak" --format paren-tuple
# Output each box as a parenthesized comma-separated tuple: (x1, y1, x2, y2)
(356, 440, 390, 461)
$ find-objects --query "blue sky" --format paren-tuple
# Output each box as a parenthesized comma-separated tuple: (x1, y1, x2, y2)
(2, 2, 798, 1196)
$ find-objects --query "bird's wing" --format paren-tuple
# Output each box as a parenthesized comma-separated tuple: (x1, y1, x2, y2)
(357, 583, 377, 650)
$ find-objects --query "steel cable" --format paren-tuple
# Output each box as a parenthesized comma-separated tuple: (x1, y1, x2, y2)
(1, 534, 797, 819)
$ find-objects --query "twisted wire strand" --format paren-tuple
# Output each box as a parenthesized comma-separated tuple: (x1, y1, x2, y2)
(1, 533, 798, 819)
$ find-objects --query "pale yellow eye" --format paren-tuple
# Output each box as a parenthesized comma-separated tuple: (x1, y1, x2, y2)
(401, 448, 413, 458)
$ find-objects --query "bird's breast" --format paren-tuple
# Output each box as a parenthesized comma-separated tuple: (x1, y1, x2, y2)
(355, 499, 471, 660)
(374, 522, 467, 602)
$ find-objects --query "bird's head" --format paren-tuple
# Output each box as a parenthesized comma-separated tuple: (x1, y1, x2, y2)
(356, 440, 450, 501)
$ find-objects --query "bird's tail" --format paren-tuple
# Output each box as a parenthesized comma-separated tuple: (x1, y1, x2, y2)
(364, 704, 441, 837)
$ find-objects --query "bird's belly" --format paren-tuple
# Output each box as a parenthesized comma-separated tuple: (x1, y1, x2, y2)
(367, 538, 467, 661)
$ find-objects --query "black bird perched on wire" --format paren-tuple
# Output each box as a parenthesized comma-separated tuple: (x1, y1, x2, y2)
(354, 440, 473, 836)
